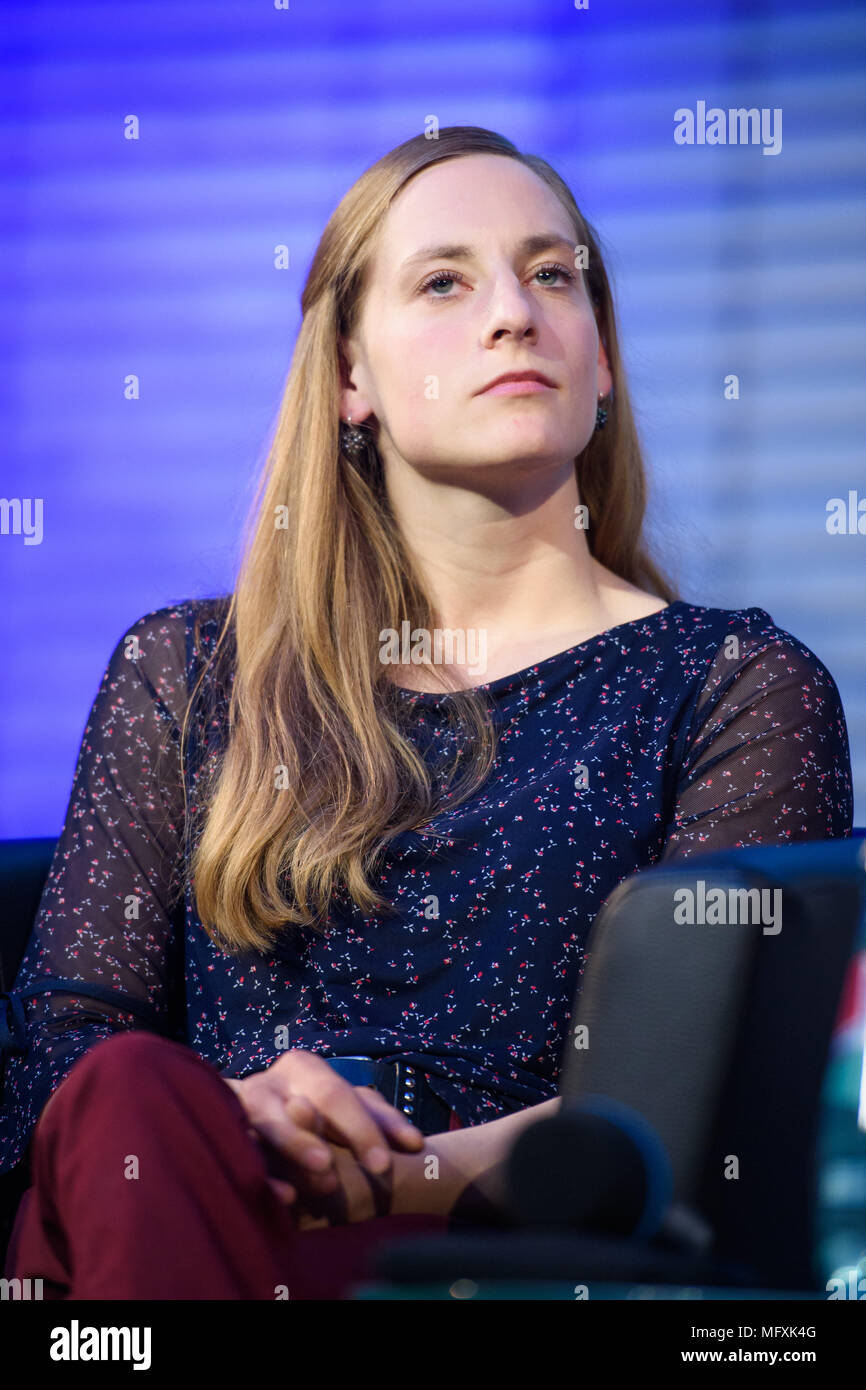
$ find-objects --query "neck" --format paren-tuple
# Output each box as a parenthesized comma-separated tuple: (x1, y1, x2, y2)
(382, 454, 607, 637)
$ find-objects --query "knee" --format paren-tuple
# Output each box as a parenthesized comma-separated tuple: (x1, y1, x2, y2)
(74, 1027, 190, 1079)
(39, 1029, 201, 1127)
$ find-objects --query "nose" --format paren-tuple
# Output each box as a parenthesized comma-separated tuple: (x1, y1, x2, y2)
(480, 271, 539, 346)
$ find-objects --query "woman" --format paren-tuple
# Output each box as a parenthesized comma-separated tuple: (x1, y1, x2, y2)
(0, 126, 853, 1299)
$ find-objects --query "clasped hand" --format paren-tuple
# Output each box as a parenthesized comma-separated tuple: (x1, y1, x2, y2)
(222, 1050, 426, 1228)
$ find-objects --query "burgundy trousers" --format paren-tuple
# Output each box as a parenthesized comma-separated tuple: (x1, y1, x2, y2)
(3, 1030, 454, 1299)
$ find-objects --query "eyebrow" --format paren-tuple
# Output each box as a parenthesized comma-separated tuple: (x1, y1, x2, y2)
(398, 232, 577, 276)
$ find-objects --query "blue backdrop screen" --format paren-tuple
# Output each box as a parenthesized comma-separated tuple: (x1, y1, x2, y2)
(1, 0, 864, 832)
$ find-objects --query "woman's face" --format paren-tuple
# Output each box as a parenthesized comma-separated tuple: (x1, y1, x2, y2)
(340, 152, 612, 482)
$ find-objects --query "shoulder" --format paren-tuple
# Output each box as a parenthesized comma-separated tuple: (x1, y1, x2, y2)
(111, 594, 232, 670)
(668, 600, 843, 694)
(666, 602, 850, 780)
(662, 602, 853, 838)
(96, 595, 233, 724)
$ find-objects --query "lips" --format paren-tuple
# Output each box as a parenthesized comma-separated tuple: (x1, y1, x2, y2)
(476, 370, 556, 394)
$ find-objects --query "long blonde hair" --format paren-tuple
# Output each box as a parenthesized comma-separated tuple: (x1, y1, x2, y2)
(182, 125, 678, 954)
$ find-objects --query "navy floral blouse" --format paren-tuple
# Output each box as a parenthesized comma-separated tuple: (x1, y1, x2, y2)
(0, 596, 854, 1174)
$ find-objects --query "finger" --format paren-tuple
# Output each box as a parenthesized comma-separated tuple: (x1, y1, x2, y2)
(354, 1086, 425, 1150)
(245, 1113, 344, 1214)
(283, 1053, 403, 1174)
(266, 1177, 298, 1206)
(280, 1094, 347, 1195)
(272, 1053, 421, 1154)
(247, 1120, 334, 1188)
(255, 1127, 344, 1217)
(265, 1175, 338, 1230)
(246, 1089, 339, 1179)
(283, 1090, 326, 1137)
(245, 1094, 336, 1193)
(268, 1147, 350, 1227)
(263, 1138, 341, 1196)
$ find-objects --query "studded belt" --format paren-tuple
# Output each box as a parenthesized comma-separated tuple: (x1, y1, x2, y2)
(324, 1054, 454, 1136)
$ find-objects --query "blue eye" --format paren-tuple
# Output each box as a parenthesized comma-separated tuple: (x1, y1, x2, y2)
(417, 262, 576, 298)
(419, 270, 466, 296)
(533, 262, 576, 286)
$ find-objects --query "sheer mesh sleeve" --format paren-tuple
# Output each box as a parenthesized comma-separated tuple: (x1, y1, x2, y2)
(659, 618, 853, 862)
(0, 607, 190, 1174)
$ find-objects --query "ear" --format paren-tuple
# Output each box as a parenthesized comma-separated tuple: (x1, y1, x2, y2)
(337, 336, 374, 425)
(593, 307, 613, 399)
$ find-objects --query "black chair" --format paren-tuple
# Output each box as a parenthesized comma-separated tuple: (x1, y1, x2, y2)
(363, 832, 866, 1298)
